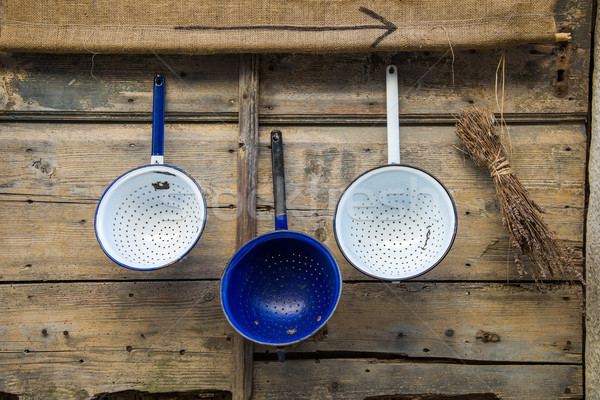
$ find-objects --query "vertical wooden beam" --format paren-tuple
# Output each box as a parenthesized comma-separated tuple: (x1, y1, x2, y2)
(232, 53, 259, 400)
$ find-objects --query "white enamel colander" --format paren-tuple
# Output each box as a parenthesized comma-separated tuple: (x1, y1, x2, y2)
(334, 66, 457, 280)
(95, 76, 207, 270)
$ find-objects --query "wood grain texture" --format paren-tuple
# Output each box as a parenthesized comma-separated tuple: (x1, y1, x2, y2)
(0, 281, 235, 399)
(254, 282, 582, 363)
(0, 200, 236, 281)
(233, 54, 259, 400)
(236, 54, 260, 248)
(252, 359, 582, 400)
(259, 46, 589, 117)
(0, 122, 238, 280)
(0, 194, 582, 282)
(0, 122, 238, 206)
(255, 124, 585, 207)
(0, 46, 590, 117)
(0, 54, 238, 113)
(254, 124, 585, 281)
(0, 122, 584, 281)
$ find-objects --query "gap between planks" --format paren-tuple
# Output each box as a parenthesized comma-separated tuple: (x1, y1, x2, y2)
(252, 351, 583, 366)
(0, 112, 587, 124)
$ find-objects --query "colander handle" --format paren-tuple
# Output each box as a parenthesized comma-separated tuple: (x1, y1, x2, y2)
(386, 65, 401, 165)
(271, 130, 288, 231)
(151, 75, 165, 165)
(277, 347, 285, 362)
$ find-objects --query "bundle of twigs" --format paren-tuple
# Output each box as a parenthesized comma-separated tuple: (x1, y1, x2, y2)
(455, 105, 583, 284)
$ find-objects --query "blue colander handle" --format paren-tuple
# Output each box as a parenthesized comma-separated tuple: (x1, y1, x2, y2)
(151, 75, 165, 163)
(271, 130, 288, 231)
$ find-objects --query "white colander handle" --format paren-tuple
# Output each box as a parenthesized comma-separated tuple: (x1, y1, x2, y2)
(386, 65, 400, 165)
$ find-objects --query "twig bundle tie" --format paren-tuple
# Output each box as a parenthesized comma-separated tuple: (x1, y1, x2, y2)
(455, 106, 583, 284)
(490, 154, 512, 177)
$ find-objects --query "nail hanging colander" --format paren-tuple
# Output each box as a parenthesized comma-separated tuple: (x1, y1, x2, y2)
(334, 65, 457, 280)
(221, 130, 342, 349)
(95, 76, 207, 270)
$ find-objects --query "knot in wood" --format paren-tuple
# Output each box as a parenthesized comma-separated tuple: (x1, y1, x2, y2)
(203, 290, 215, 302)
(476, 330, 501, 343)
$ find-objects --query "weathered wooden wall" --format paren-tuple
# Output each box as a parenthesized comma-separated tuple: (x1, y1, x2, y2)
(0, 0, 592, 398)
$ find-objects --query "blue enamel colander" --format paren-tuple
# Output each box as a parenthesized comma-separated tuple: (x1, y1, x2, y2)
(221, 130, 342, 350)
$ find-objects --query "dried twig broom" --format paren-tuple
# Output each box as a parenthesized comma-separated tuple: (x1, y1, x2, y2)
(455, 106, 583, 284)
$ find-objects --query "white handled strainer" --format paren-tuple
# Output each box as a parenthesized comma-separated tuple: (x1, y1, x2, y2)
(95, 76, 207, 270)
(334, 66, 457, 280)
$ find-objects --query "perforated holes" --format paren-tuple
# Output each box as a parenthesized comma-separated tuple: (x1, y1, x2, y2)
(232, 244, 338, 344)
(106, 172, 204, 267)
(341, 169, 453, 279)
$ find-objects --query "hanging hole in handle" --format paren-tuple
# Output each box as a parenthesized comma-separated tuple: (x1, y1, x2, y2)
(272, 132, 280, 142)
(388, 66, 395, 74)
(155, 77, 163, 86)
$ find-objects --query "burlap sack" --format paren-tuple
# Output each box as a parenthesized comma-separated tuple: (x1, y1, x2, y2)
(0, 0, 557, 53)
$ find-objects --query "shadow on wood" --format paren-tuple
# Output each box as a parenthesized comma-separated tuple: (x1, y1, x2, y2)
(91, 390, 231, 400)
(364, 395, 500, 400)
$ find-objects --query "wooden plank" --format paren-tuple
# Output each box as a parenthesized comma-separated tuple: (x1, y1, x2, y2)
(258, 0, 593, 119)
(1, 46, 590, 117)
(236, 54, 260, 248)
(0, 281, 235, 399)
(255, 124, 586, 206)
(252, 359, 582, 400)
(232, 54, 259, 400)
(258, 48, 589, 117)
(0, 123, 582, 282)
(555, 0, 594, 101)
(0, 122, 238, 206)
(254, 124, 585, 281)
(0, 201, 236, 281)
(256, 207, 582, 281)
(255, 282, 582, 363)
(258, 113, 588, 126)
(0, 54, 238, 114)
